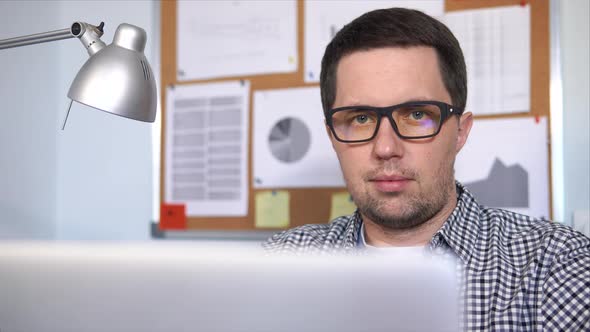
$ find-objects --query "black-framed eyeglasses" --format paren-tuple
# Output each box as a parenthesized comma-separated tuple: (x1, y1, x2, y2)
(326, 100, 464, 143)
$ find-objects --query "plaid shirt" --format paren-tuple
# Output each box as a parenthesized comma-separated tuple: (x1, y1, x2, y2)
(263, 183, 590, 331)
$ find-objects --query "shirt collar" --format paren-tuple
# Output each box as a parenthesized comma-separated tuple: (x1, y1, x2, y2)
(429, 182, 481, 264)
(345, 211, 363, 250)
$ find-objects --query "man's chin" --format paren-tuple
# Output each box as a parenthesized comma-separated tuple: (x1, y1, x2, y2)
(364, 211, 430, 230)
(358, 196, 436, 230)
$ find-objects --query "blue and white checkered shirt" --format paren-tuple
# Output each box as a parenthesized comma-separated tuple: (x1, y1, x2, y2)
(263, 183, 590, 331)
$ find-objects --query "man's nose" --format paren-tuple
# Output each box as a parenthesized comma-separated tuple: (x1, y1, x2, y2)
(372, 118, 404, 160)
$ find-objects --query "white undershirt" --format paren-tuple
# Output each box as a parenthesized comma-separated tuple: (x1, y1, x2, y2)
(360, 222, 426, 254)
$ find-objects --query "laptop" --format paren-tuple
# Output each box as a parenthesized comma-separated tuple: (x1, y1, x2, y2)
(0, 241, 460, 332)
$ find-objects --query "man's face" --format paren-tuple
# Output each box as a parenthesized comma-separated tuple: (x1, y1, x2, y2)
(329, 46, 472, 229)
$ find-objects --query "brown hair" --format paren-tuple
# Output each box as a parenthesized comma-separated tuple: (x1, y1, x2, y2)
(320, 7, 467, 116)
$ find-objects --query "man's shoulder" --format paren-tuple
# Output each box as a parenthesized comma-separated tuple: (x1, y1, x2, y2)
(478, 207, 589, 329)
(479, 207, 581, 239)
(476, 206, 589, 259)
(456, 184, 586, 247)
(262, 215, 358, 253)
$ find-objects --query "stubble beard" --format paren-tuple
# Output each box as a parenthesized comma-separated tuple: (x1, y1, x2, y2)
(351, 163, 456, 230)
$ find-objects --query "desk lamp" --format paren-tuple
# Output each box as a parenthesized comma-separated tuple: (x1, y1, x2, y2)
(0, 22, 157, 128)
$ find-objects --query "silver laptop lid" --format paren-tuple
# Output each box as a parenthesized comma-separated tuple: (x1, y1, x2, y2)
(0, 242, 460, 332)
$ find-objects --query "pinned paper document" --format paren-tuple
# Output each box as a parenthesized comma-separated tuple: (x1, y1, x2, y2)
(165, 81, 250, 217)
(177, 1, 297, 80)
(253, 87, 345, 188)
(455, 117, 548, 218)
(443, 5, 531, 115)
(330, 192, 357, 220)
(255, 191, 290, 228)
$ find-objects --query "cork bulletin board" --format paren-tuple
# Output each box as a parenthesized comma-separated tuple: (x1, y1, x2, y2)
(159, 0, 551, 232)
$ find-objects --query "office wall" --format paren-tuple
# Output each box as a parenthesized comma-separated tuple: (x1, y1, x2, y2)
(55, 0, 157, 240)
(0, 1, 158, 240)
(561, 0, 590, 225)
(0, 1, 59, 239)
(0, 0, 587, 240)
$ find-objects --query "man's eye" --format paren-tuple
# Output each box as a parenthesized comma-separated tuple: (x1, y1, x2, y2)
(355, 114, 369, 123)
(411, 111, 425, 120)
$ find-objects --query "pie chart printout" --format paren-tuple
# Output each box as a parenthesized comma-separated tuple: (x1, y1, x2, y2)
(268, 117, 311, 163)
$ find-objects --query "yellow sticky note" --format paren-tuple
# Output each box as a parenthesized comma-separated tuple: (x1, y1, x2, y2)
(255, 190, 290, 228)
(330, 192, 357, 220)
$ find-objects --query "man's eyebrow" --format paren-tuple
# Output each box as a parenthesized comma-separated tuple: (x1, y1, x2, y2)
(339, 97, 439, 107)
(401, 97, 438, 103)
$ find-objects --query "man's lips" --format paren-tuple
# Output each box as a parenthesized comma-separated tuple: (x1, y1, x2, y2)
(372, 175, 410, 181)
(369, 175, 412, 192)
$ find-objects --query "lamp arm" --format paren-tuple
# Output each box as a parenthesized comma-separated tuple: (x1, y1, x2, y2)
(0, 28, 72, 49)
(0, 22, 106, 54)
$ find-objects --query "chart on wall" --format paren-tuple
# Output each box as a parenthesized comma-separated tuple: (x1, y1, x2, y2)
(253, 87, 345, 188)
(165, 81, 250, 217)
(443, 4, 531, 115)
(455, 117, 549, 219)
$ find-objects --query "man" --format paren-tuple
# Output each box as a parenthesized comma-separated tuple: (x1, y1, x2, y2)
(263, 8, 590, 331)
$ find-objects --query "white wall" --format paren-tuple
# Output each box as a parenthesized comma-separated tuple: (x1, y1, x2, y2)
(55, 1, 157, 240)
(561, 0, 590, 225)
(0, 1, 59, 239)
(0, 1, 158, 240)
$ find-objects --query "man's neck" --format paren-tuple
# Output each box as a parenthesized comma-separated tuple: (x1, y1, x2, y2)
(362, 190, 458, 247)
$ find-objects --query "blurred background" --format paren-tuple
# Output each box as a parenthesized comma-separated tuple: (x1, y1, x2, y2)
(0, 0, 587, 241)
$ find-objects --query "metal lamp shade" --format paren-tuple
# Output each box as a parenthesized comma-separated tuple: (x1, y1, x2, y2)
(67, 24, 156, 122)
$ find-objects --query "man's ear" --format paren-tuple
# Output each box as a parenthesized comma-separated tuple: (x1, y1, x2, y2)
(456, 112, 473, 154)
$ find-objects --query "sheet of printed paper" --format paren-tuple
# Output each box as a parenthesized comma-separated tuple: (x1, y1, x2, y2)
(304, 0, 444, 82)
(165, 81, 250, 217)
(253, 87, 345, 188)
(455, 117, 549, 219)
(177, 0, 297, 80)
(443, 5, 530, 115)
